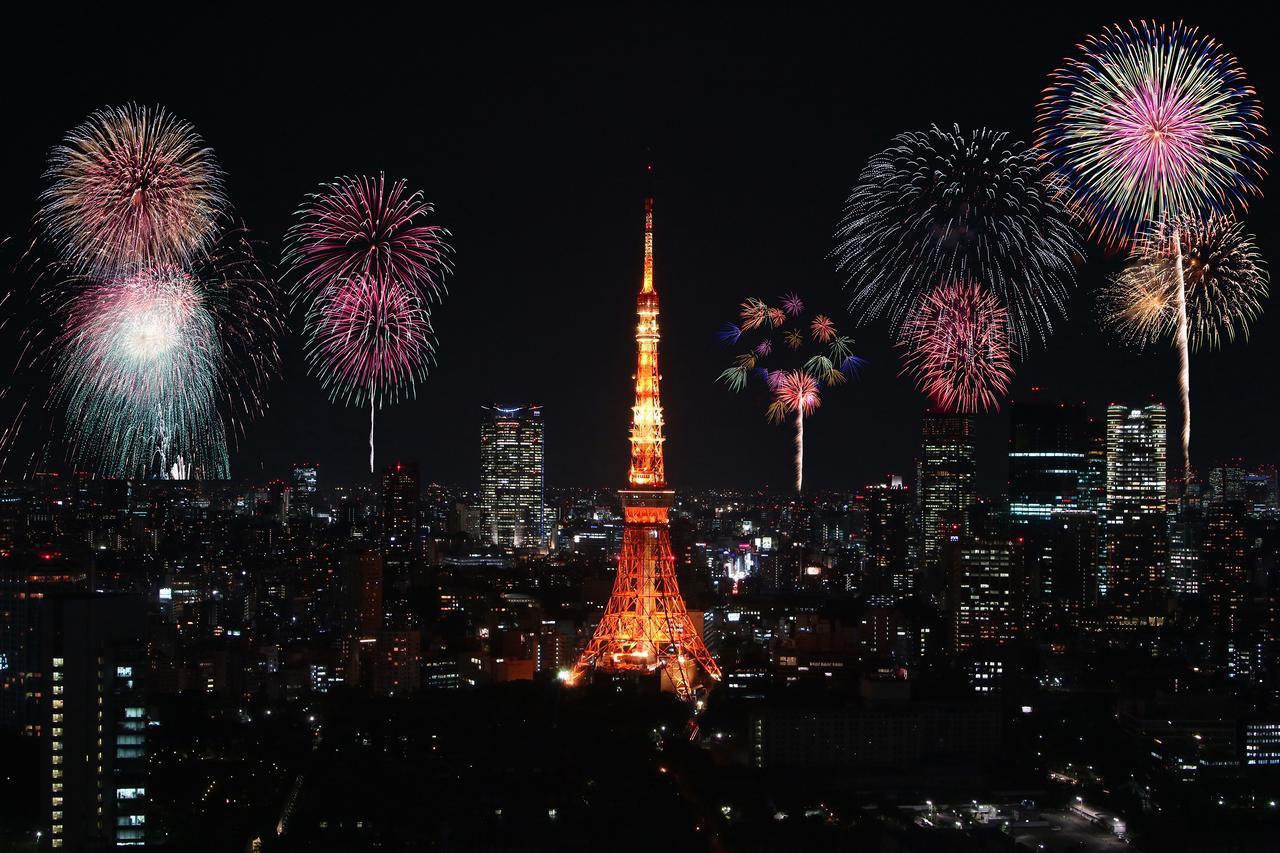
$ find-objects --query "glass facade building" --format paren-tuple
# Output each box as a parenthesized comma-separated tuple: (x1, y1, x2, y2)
(480, 404, 547, 547)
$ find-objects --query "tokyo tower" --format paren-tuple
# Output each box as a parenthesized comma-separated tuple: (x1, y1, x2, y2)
(569, 189, 722, 699)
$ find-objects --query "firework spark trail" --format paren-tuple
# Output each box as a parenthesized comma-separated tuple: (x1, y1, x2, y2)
(1039, 20, 1269, 479)
(285, 175, 452, 472)
(718, 296, 856, 492)
(898, 281, 1015, 413)
(833, 124, 1082, 353)
(770, 370, 820, 492)
(38, 104, 227, 278)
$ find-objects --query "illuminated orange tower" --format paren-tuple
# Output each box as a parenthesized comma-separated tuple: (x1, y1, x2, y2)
(570, 190, 722, 699)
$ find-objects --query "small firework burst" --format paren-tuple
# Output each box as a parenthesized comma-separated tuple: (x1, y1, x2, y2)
(899, 280, 1015, 414)
(285, 174, 451, 303)
(717, 294, 862, 492)
(307, 277, 437, 408)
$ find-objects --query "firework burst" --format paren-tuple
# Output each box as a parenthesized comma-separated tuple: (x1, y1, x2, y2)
(1037, 21, 1268, 247)
(899, 280, 1015, 414)
(833, 124, 1082, 351)
(285, 175, 452, 471)
(48, 230, 280, 481)
(307, 277, 437, 409)
(39, 104, 227, 277)
(55, 266, 222, 478)
(717, 295, 862, 492)
(1102, 215, 1269, 350)
(1039, 20, 1269, 478)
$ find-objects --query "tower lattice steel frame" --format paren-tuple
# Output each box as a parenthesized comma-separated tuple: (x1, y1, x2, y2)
(569, 189, 722, 699)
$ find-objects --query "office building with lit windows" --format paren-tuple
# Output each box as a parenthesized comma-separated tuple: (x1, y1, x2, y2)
(290, 462, 319, 517)
(480, 404, 547, 547)
(1008, 397, 1098, 623)
(861, 478, 915, 597)
(1104, 403, 1168, 610)
(946, 539, 1019, 654)
(382, 462, 420, 550)
(42, 594, 148, 849)
(918, 412, 975, 573)
(1009, 397, 1088, 523)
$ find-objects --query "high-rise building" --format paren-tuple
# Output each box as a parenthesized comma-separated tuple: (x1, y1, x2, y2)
(946, 538, 1019, 654)
(342, 550, 384, 635)
(42, 594, 148, 850)
(1009, 397, 1088, 524)
(381, 463, 420, 620)
(291, 462, 319, 498)
(1008, 397, 1096, 623)
(1203, 499, 1249, 629)
(1104, 403, 1168, 610)
(1168, 493, 1204, 596)
(479, 404, 547, 547)
(381, 462, 420, 550)
(1, 560, 86, 734)
(1245, 465, 1279, 517)
(1207, 461, 1248, 504)
(290, 462, 319, 517)
(570, 188, 721, 698)
(862, 479, 915, 597)
(919, 412, 975, 572)
(1034, 510, 1098, 623)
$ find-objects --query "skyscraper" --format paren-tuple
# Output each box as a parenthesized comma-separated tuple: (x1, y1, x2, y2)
(1104, 403, 1168, 610)
(290, 462, 319, 518)
(381, 462, 420, 550)
(1203, 498, 1249, 629)
(290, 462, 319, 499)
(1008, 396, 1096, 623)
(1009, 397, 1088, 523)
(381, 462, 420, 613)
(862, 478, 915, 597)
(919, 412, 975, 572)
(42, 594, 148, 850)
(946, 538, 1019, 654)
(570, 189, 721, 698)
(479, 404, 547, 547)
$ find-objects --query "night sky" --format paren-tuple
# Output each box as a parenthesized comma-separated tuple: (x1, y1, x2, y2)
(2, 6, 1277, 494)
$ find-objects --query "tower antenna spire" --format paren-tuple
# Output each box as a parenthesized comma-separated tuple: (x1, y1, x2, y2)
(642, 162, 655, 294)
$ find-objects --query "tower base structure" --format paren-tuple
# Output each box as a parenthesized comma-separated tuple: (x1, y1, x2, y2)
(571, 491, 721, 699)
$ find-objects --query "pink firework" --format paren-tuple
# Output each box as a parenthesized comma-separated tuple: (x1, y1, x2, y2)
(767, 370, 821, 494)
(285, 174, 451, 303)
(1038, 20, 1268, 248)
(39, 103, 226, 276)
(781, 292, 805, 317)
(310, 277, 435, 403)
(769, 370, 821, 419)
(899, 281, 1014, 413)
(285, 174, 452, 472)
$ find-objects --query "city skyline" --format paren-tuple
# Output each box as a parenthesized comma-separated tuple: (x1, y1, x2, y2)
(5, 9, 1280, 853)
(2, 8, 1277, 492)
